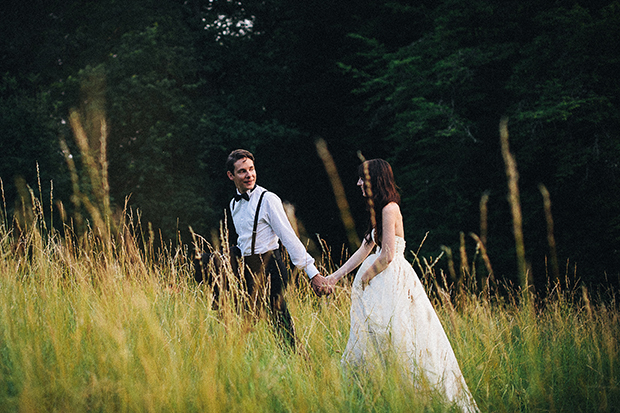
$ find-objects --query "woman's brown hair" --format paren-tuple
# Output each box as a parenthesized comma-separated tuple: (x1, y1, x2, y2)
(358, 159, 400, 247)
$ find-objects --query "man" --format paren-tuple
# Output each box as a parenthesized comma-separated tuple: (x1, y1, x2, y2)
(225, 149, 331, 348)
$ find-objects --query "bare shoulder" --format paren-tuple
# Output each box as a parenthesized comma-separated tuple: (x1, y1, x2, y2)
(382, 202, 402, 216)
(383, 202, 404, 237)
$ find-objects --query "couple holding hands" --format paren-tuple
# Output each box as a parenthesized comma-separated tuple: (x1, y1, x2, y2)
(215, 149, 478, 412)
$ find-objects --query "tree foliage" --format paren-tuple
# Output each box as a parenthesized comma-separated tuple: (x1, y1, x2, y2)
(1, 0, 619, 286)
(340, 0, 620, 285)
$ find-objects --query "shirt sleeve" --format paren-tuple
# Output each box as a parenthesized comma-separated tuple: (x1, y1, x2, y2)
(263, 192, 320, 278)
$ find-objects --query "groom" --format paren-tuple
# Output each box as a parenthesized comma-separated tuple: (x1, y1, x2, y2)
(225, 149, 331, 348)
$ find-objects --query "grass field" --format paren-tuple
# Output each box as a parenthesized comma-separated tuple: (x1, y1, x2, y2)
(1, 114, 618, 412)
(0, 202, 618, 412)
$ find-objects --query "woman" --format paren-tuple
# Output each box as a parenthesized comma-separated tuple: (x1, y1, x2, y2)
(326, 159, 479, 412)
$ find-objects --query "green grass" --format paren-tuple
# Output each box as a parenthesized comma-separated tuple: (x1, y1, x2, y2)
(1, 111, 617, 411)
(0, 209, 618, 412)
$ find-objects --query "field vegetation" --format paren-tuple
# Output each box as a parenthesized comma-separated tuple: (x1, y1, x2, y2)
(0, 119, 618, 411)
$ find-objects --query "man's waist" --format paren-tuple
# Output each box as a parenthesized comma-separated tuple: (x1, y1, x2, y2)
(243, 248, 282, 273)
(238, 238, 280, 256)
(243, 246, 282, 259)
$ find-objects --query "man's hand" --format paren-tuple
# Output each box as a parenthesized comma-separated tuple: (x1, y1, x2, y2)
(311, 274, 333, 297)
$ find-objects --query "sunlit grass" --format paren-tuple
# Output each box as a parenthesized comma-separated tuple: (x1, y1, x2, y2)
(1, 111, 618, 411)
(1, 206, 619, 412)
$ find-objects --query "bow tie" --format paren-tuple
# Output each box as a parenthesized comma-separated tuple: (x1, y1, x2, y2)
(234, 192, 250, 202)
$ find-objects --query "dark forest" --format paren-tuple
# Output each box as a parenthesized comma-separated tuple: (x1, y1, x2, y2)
(2, 0, 619, 290)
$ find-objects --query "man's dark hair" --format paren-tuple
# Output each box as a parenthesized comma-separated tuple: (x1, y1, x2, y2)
(226, 149, 255, 173)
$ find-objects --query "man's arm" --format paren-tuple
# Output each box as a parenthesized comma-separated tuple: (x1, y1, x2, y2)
(263, 192, 333, 296)
(263, 193, 319, 277)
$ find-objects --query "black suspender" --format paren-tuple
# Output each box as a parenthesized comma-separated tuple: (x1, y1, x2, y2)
(230, 190, 268, 255)
(251, 191, 267, 255)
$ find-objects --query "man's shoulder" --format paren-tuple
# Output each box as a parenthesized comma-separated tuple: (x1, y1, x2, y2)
(254, 187, 285, 214)
(262, 189, 282, 205)
(254, 186, 280, 200)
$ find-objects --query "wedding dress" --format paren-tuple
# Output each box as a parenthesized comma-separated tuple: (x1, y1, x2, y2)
(342, 233, 479, 412)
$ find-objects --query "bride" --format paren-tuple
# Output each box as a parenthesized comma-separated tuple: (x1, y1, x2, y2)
(325, 159, 479, 412)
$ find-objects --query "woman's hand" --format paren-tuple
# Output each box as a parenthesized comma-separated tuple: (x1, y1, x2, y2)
(325, 274, 339, 289)
(360, 273, 372, 290)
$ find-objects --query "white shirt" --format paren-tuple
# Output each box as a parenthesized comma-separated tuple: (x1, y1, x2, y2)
(229, 185, 319, 278)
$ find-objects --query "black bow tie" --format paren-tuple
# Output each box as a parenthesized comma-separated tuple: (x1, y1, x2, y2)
(234, 192, 250, 202)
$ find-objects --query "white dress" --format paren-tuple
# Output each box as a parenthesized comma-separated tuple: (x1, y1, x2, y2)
(343, 233, 479, 412)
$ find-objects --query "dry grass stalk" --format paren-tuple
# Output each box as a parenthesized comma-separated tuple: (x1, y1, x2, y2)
(469, 233, 494, 281)
(357, 152, 377, 235)
(479, 191, 489, 247)
(499, 117, 528, 293)
(0, 178, 6, 226)
(315, 138, 360, 249)
(441, 245, 458, 282)
(539, 184, 560, 283)
(459, 231, 469, 281)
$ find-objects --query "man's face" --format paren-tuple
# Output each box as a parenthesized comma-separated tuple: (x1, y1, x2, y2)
(227, 157, 256, 193)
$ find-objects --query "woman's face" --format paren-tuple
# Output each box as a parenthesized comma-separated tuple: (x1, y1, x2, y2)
(357, 176, 367, 197)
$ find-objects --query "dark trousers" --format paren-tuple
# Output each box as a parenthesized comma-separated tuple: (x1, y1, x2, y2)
(194, 247, 296, 349)
(242, 248, 295, 349)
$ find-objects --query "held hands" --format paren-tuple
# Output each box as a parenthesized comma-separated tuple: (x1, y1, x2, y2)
(310, 274, 334, 297)
(324, 274, 338, 290)
(311, 272, 373, 295)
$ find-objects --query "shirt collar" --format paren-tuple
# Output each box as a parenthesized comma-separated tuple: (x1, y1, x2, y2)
(234, 186, 257, 202)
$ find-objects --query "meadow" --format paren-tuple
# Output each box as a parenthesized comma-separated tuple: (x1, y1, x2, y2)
(0, 191, 618, 412)
(0, 115, 618, 412)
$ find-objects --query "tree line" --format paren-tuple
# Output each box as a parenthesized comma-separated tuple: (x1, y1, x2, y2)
(1, 0, 619, 288)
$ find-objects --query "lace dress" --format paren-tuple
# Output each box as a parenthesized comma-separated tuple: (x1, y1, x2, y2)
(343, 234, 479, 412)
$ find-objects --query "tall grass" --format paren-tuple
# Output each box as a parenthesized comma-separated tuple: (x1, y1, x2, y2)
(1, 111, 618, 411)
(0, 204, 620, 412)
(1, 202, 618, 412)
